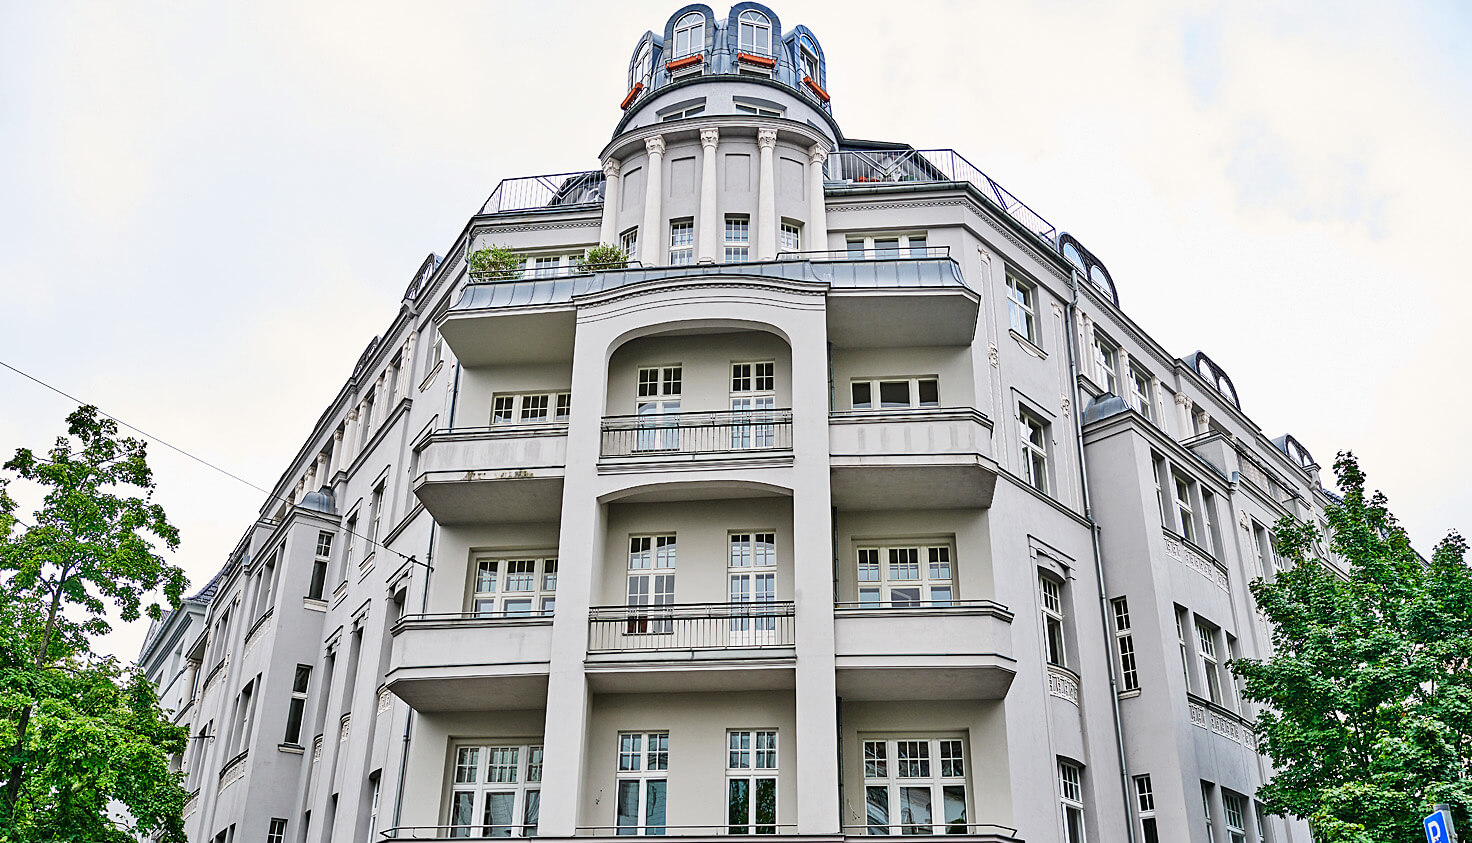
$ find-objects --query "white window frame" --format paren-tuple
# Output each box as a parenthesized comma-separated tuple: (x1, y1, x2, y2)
(862, 736, 968, 834)
(1006, 274, 1037, 342)
(1092, 333, 1119, 394)
(799, 36, 819, 80)
(636, 365, 682, 451)
(616, 732, 669, 834)
(1152, 455, 1166, 525)
(737, 9, 772, 55)
(726, 729, 778, 833)
(309, 531, 333, 600)
(1203, 783, 1217, 843)
(725, 215, 750, 262)
(1040, 574, 1066, 668)
(669, 219, 694, 265)
(1254, 803, 1272, 843)
(1129, 366, 1153, 421)
(529, 255, 574, 278)
(735, 102, 783, 117)
(491, 392, 571, 425)
(1112, 597, 1139, 692)
(857, 543, 954, 607)
(471, 554, 558, 617)
(672, 12, 704, 59)
(1176, 607, 1193, 692)
(627, 535, 676, 634)
(730, 361, 777, 449)
(1174, 475, 1196, 543)
(1058, 760, 1085, 843)
(620, 228, 638, 260)
(1224, 792, 1247, 843)
(447, 743, 543, 838)
(630, 40, 652, 91)
(850, 376, 939, 411)
(1197, 619, 1223, 704)
(1135, 775, 1158, 843)
(728, 532, 777, 638)
(283, 664, 311, 746)
(779, 221, 800, 253)
(845, 233, 929, 259)
(1020, 410, 1050, 494)
(661, 104, 706, 122)
(267, 818, 287, 843)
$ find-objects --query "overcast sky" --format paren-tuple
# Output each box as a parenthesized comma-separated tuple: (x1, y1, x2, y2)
(2, 0, 1468, 663)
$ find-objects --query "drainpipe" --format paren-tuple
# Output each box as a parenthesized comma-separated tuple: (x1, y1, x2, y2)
(391, 521, 437, 830)
(1063, 268, 1138, 843)
(447, 362, 462, 431)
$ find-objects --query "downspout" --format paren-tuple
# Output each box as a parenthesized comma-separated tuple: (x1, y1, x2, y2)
(1063, 268, 1138, 843)
(391, 521, 437, 830)
(447, 362, 462, 432)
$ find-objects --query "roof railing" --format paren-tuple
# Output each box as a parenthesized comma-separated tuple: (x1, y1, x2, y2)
(479, 170, 606, 215)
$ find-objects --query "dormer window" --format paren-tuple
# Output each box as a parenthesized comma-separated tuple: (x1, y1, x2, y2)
(799, 35, 819, 80)
(630, 40, 653, 91)
(738, 10, 772, 56)
(673, 12, 704, 59)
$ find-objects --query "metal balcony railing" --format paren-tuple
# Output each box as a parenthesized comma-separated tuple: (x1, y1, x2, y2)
(778, 245, 951, 262)
(600, 410, 793, 458)
(479, 170, 606, 215)
(826, 149, 1057, 242)
(588, 602, 796, 653)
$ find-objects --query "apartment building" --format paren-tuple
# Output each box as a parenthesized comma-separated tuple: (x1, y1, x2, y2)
(160, 6, 1337, 842)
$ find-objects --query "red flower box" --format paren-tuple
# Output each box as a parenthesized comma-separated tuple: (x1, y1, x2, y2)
(620, 83, 644, 110)
(737, 52, 777, 68)
(802, 75, 830, 103)
(665, 54, 704, 72)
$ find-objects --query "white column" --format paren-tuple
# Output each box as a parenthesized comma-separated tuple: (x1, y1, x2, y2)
(698, 128, 720, 263)
(1175, 393, 1193, 438)
(1151, 376, 1166, 422)
(756, 128, 778, 260)
(313, 453, 328, 491)
(343, 408, 360, 469)
(807, 145, 829, 252)
(598, 158, 621, 245)
(398, 333, 417, 397)
(639, 135, 665, 266)
(293, 478, 306, 504)
(329, 429, 344, 476)
(1081, 314, 1097, 380)
(370, 375, 386, 431)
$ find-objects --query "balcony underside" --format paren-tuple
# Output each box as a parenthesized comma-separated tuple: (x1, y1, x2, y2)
(835, 661, 1015, 701)
(826, 288, 978, 348)
(389, 616, 553, 711)
(389, 671, 549, 712)
(830, 460, 997, 509)
(439, 307, 576, 367)
(584, 656, 796, 694)
(414, 471, 564, 524)
(834, 605, 1015, 700)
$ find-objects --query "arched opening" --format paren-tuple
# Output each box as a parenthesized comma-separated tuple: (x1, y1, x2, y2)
(629, 39, 653, 90)
(673, 12, 705, 59)
(738, 10, 772, 55)
(798, 34, 819, 80)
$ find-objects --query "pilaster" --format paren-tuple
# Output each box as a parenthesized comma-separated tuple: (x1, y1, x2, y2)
(640, 135, 666, 267)
(698, 128, 721, 263)
(756, 128, 779, 260)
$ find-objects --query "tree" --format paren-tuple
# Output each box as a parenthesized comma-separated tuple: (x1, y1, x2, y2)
(0, 406, 190, 842)
(575, 243, 630, 272)
(468, 244, 524, 280)
(1231, 452, 1472, 843)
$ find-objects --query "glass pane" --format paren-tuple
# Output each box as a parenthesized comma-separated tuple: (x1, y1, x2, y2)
(890, 587, 921, 606)
(451, 792, 475, 831)
(917, 379, 939, 406)
(866, 786, 890, 834)
(524, 790, 540, 837)
(943, 786, 967, 834)
(929, 586, 953, 607)
(728, 778, 750, 833)
(756, 778, 777, 832)
(900, 787, 933, 834)
(482, 792, 514, 837)
(645, 780, 667, 834)
(852, 382, 872, 409)
(879, 381, 911, 408)
(616, 781, 640, 834)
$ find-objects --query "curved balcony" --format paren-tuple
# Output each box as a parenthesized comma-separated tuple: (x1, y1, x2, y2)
(413, 425, 567, 524)
(599, 410, 794, 471)
(387, 612, 553, 712)
(585, 602, 796, 694)
(829, 408, 997, 509)
(833, 600, 1015, 700)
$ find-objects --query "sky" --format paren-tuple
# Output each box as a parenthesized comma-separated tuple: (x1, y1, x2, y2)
(1, 0, 1469, 663)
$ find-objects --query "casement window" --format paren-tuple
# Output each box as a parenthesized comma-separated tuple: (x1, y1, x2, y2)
(616, 732, 668, 835)
(283, 664, 311, 746)
(530, 255, 570, 278)
(1226, 635, 1243, 712)
(620, 228, 639, 260)
(669, 220, 694, 265)
(1254, 803, 1272, 843)
(368, 482, 385, 552)
(1201, 489, 1219, 554)
(448, 743, 543, 838)
(1112, 597, 1140, 692)
(1250, 522, 1275, 577)
(729, 533, 777, 633)
(1173, 476, 1196, 543)
(368, 773, 382, 838)
(725, 215, 750, 262)
(304, 532, 329, 600)
(799, 35, 820, 81)
(845, 234, 928, 259)
(779, 222, 800, 253)
(1129, 367, 1153, 421)
(266, 818, 287, 843)
(1176, 607, 1193, 692)
(850, 377, 938, 410)
(630, 40, 652, 91)
(730, 362, 777, 449)
(342, 515, 357, 578)
(359, 395, 375, 448)
(1091, 333, 1119, 394)
(1040, 575, 1066, 667)
(1006, 274, 1037, 342)
(737, 9, 772, 55)
(862, 737, 968, 834)
(1020, 410, 1050, 494)
(672, 11, 704, 58)
(727, 730, 777, 834)
(1058, 760, 1085, 843)
(472, 555, 557, 617)
(1135, 775, 1158, 843)
(660, 104, 706, 121)
(1202, 783, 1217, 843)
(1151, 455, 1167, 525)
(230, 678, 257, 756)
(492, 392, 571, 424)
(428, 328, 444, 372)
(734, 102, 782, 117)
(1223, 792, 1247, 843)
(636, 366, 682, 451)
(627, 536, 676, 633)
(1197, 619, 1223, 704)
(857, 544, 953, 607)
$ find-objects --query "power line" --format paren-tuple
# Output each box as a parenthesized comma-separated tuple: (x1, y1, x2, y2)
(0, 359, 419, 567)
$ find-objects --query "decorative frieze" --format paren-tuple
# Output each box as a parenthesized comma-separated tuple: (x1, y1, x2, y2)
(377, 686, 393, 714)
(1163, 531, 1230, 592)
(1047, 664, 1080, 705)
(218, 752, 248, 793)
(339, 713, 352, 742)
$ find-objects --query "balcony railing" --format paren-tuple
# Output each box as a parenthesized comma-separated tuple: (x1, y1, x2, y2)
(479, 170, 606, 215)
(826, 149, 1057, 242)
(600, 410, 793, 458)
(588, 602, 796, 653)
(778, 245, 951, 261)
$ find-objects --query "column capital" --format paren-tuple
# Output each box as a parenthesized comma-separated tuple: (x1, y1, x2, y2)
(644, 135, 666, 156)
(1175, 393, 1192, 407)
(347, 407, 359, 422)
(332, 429, 343, 442)
(601, 158, 621, 178)
(699, 127, 720, 149)
(757, 128, 778, 149)
(808, 144, 829, 165)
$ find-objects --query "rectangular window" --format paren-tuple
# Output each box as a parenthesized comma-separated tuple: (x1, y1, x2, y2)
(308, 532, 332, 600)
(532, 256, 564, 278)
(779, 222, 800, 253)
(1202, 489, 1218, 554)
(850, 377, 939, 410)
(1176, 607, 1193, 692)
(368, 483, 385, 552)
(616, 732, 668, 836)
(1020, 410, 1049, 494)
(856, 544, 954, 607)
(1203, 783, 1217, 843)
(471, 555, 558, 617)
(342, 515, 357, 576)
(669, 220, 694, 265)
(1251, 522, 1274, 578)
(862, 737, 967, 834)
(620, 228, 639, 260)
(1174, 476, 1196, 543)
(429, 328, 444, 371)
(1152, 455, 1166, 525)
(660, 104, 706, 121)
(1091, 333, 1118, 393)
(1136, 775, 1158, 843)
(729, 533, 777, 636)
(1130, 367, 1153, 421)
(733, 102, 783, 116)
(1006, 274, 1037, 342)
(1058, 760, 1085, 843)
(636, 366, 682, 451)
(1112, 597, 1139, 692)
(627, 536, 676, 633)
(448, 743, 542, 838)
(1041, 575, 1066, 668)
(727, 730, 777, 834)
(1197, 619, 1222, 704)
(725, 215, 750, 262)
(490, 392, 572, 425)
(730, 361, 777, 449)
(283, 665, 311, 746)
(844, 234, 928, 259)
(267, 818, 287, 843)
(1255, 803, 1272, 843)
(1224, 791, 1247, 843)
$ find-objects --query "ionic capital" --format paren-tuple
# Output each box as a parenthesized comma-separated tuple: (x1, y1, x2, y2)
(700, 128, 721, 150)
(602, 158, 621, 178)
(757, 128, 778, 149)
(808, 144, 829, 165)
(644, 135, 666, 156)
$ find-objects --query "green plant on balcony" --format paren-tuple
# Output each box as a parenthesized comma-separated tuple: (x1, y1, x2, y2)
(575, 243, 630, 273)
(468, 244, 524, 281)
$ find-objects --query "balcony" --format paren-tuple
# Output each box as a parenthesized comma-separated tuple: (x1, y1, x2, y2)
(829, 408, 997, 509)
(599, 410, 793, 469)
(585, 602, 796, 694)
(413, 425, 567, 524)
(479, 170, 605, 216)
(386, 612, 553, 712)
(833, 600, 1015, 700)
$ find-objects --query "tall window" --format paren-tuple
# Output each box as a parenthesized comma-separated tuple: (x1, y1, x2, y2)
(283, 665, 311, 746)
(1223, 791, 1247, 843)
(1152, 455, 1166, 524)
(1201, 489, 1218, 554)
(617, 732, 668, 835)
(1202, 783, 1216, 843)
(1135, 775, 1158, 843)
(799, 35, 819, 80)
(449, 744, 542, 838)
(737, 10, 772, 55)
(1197, 619, 1223, 704)
(1040, 575, 1066, 667)
(627, 536, 676, 633)
(620, 228, 638, 259)
(672, 12, 704, 58)
(630, 40, 653, 90)
(308, 531, 332, 600)
(267, 819, 287, 843)
(1129, 367, 1153, 421)
(863, 737, 967, 834)
(342, 514, 357, 579)
(1020, 411, 1049, 494)
(1254, 803, 1272, 843)
(1173, 476, 1195, 542)
(725, 215, 750, 262)
(779, 222, 800, 254)
(1058, 760, 1085, 843)
(727, 730, 777, 833)
(1176, 607, 1193, 691)
(850, 377, 938, 410)
(1251, 522, 1275, 577)
(472, 555, 558, 616)
(1112, 597, 1139, 692)
(636, 366, 682, 451)
(493, 392, 571, 424)
(1091, 333, 1118, 393)
(368, 482, 385, 553)
(730, 361, 776, 449)
(729, 533, 776, 634)
(1006, 275, 1036, 342)
(858, 545, 953, 606)
(846, 234, 927, 258)
(668, 220, 694, 266)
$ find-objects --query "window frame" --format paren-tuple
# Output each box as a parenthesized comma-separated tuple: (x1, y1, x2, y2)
(1040, 574, 1067, 668)
(724, 215, 750, 263)
(844, 233, 929, 259)
(1020, 409, 1050, 495)
(1196, 619, 1223, 704)
(470, 554, 558, 617)
(779, 221, 801, 253)
(672, 12, 705, 59)
(1173, 475, 1196, 543)
(1058, 760, 1085, 843)
(308, 531, 333, 601)
(447, 742, 544, 838)
(616, 731, 669, 835)
(736, 9, 772, 56)
(849, 376, 939, 411)
(1112, 597, 1139, 692)
(283, 664, 311, 746)
(856, 542, 955, 607)
(491, 392, 571, 425)
(1091, 332, 1119, 394)
(669, 219, 694, 265)
(861, 735, 969, 835)
(726, 729, 778, 834)
(1135, 775, 1158, 843)
(620, 228, 638, 260)
(1129, 366, 1154, 421)
(1006, 274, 1037, 342)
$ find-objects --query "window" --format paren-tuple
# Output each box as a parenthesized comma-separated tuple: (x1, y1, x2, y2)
(1201, 489, 1219, 554)
(616, 732, 668, 835)
(267, 818, 287, 843)
(857, 544, 954, 607)
(636, 366, 682, 451)
(661, 104, 706, 121)
(863, 737, 967, 834)
(850, 377, 939, 410)
(799, 35, 819, 81)
(737, 10, 772, 55)
(492, 392, 571, 424)
(1112, 597, 1139, 692)
(1176, 607, 1193, 691)
(1135, 775, 1158, 843)
(1020, 410, 1049, 494)
(845, 234, 928, 258)
(1226, 635, 1243, 712)
(1255, 803, 1272, 843)
(429, 328, 444, 372)
(627, 536, 676, 633)
(1251, 522, 1275, 577)
(669, 220, 694, 265)
(1006, 275, 1037, 342)
(779, 222, 800, 254)
(729, 533, 777, 636)
(1202, 783, 1216, 843)
(531, 256, 566, 278)
(308, 532, 332, 600)
(620, 228, 638, 260)
(725, 215, 750, 262)
(735, 102, 783, 117)
(283, 665, 311, 746)
(1129, 367, 1153, 421)
(672, 12, 704, 59)
(1173, 476, 1196, 542)
(1223, 792, 1247, 843)
(1058, 760, 1085, 843)
(472, 555, 558, 617)
(630, 40, 653, 90)
(448, 743, 542, 838)
(727, 730, 777, 834)
(368, 482, 385, 554)
(1197, 619, 1223, 704)
(1040, 575, 1066, 667)
(342, 515, 357, 578)
(1091, 333, 1118, 393)
(730, 362, 777, 449)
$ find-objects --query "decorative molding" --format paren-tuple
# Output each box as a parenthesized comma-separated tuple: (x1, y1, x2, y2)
(602, 158, 621, 178)
(1060, 396, 1071, 418)
(808, 144, 829, 165)
(1189, 699, 1209, 728)
(218, 752, 247, 793)
(183, 790, 200, 819)
(1050, 301, 1064, 318)
(644, 135, 666, 156)
(827, 198, 968, 214)
(1163, 531, 1230, 592)
(700, 128, 720, 150)
(987, 342, 999, 368)
(312, 734, 323, 763)
(756, 128, 778, 149)
(1047, 664, 1080, 705)
(339, 713, 352, 742)
(377, 686, 393, 714)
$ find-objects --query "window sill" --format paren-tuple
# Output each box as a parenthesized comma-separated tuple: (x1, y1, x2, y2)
(1117, 689, 1142, 700)
(302, 597, 329, 613)
(418, 360, 443, 393)
(277, 743, 305, 755)
(1008, 329, 1047, 359)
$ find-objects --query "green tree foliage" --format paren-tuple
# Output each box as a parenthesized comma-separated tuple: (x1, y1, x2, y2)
(0, 406, 190, 841)
(468, 244, 524, 280)
(1231, 452, 1472, 843)
(575, 243, 630, 272)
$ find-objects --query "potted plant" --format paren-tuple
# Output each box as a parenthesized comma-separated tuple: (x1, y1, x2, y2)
(468, 244, 524, 281)
(576, 243, 630, 273)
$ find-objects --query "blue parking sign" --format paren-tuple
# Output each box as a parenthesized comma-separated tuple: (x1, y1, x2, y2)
(1426, 807, 1457, 843)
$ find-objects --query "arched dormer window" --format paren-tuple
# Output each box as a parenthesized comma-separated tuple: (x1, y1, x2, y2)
(629, 40, 653, 90)
(798, 34, 819, 80)
(673, 12, 705, 59)
(1062, 242, 1084, 273)
(1057, 233, 1119, 307)
(1191, 352, 1240, 410)
(738, 10, 772, 56)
